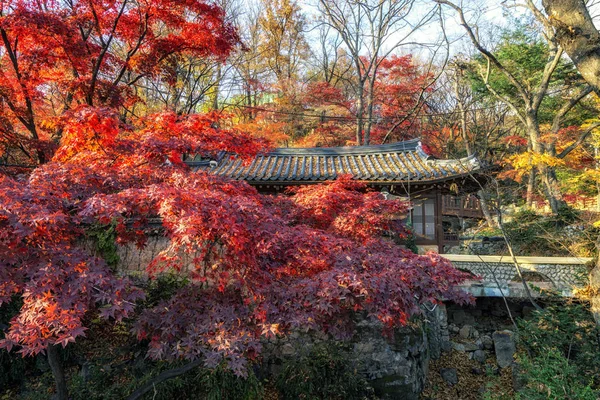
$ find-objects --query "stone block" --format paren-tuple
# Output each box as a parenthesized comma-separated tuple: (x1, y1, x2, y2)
(493, 330, 516, 368)
(463, 343, 479, 352)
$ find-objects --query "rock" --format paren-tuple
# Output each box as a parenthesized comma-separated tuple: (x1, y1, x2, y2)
(281, 343, 295, 356)
(493, 330, 516, 368)
(463, 343, 480, 352)
(481, 335, 494, 350)
(459, 325, 472, 339)
(473, 350, 486, 363)
(451, 342, 465, 352)
(440, 368, 458, 386)
(471, 367, 484, 375)
(448, 323, 460, 333)
(472, 329, 480, 339)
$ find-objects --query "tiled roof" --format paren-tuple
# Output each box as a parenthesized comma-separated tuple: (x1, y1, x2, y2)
(189, 139, 482, 184)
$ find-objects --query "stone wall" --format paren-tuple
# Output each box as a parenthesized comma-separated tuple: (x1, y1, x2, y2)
(442, 254, 591, 297)
(262, 308, 450, 400)
(114, 236, 198, 276)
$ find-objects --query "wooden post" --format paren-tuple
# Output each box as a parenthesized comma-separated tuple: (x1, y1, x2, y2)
(436, 188, 444, 253)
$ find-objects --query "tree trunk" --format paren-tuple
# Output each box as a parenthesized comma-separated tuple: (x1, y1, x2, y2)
(356, 84, 365, 145)
(47, 344, 68, 400)
(477, 189, 496, 228)
(525, 113, 565, 213)
(526, 170, 535, 208)
(364, 74, 377, 146)
(539, 165, 567, 213)
(454, 77, 473, 156)
(542, 0, 600, 97)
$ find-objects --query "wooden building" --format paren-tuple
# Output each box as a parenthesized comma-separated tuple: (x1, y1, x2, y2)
(187, 139, 487, 252)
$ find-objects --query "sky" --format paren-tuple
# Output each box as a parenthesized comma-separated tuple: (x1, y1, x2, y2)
(294, 0, 531, 62)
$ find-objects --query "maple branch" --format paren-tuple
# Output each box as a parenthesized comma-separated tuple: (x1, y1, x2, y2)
(126, 359, 204, 400)
(0, 28, 39, 140)
(106, 11, 149, 102)
(92, 286, 137, 307)
(88, 0, 129, 105)
(532, 46, 564, 112)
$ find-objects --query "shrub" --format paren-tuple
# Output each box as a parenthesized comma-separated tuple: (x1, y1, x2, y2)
(515, 303, 600, 398)
(516, 349, 597, 400)
(502, 207, 597, 256)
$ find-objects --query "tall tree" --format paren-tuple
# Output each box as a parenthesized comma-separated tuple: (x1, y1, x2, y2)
(317, 0, 438, 145)
(438, 0, 595, 213)
(258, 0, 310, 84)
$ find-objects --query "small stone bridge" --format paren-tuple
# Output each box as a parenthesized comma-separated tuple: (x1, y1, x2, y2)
(443, 254, 593, 298)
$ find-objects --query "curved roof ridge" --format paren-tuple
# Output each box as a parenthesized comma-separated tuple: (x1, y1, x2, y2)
(269, 138, 421, 156)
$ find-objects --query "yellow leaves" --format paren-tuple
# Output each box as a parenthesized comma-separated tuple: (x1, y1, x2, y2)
(501, 151, 568, 183)
(503, 151, 566, 178)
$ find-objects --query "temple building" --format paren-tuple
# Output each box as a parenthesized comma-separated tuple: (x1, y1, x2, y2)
(187, 138, 488, 253)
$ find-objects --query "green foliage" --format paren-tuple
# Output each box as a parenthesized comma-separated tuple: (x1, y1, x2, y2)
(199, 364, 263, 400)
(516, 349, 597, 400)
(515, 303, 600, 398)
(466, 22, 587, 124)
(501, 207, 595, 256)
(275, 343, 373, 400)
(397, 220, 419, 254)
(483, 303, 600, 400)
(517, 303, 600, 377)
(142, 273, 190, 308)
(86, 222, 120, 269)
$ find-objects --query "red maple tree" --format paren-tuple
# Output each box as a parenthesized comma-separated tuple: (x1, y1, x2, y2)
(0, 0, 237, 165)
(0, 3, 472, 399)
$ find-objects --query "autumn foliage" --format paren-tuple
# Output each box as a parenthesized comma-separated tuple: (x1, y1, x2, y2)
(0, 0, 238, 165)
(0, 2, 474, 397)
(1, 105, 472, 380)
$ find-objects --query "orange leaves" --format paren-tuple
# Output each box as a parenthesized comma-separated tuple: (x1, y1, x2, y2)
(54, 107, 121, 162)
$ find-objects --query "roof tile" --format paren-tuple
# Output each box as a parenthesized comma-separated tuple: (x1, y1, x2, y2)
(189, 139, 483, 184)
